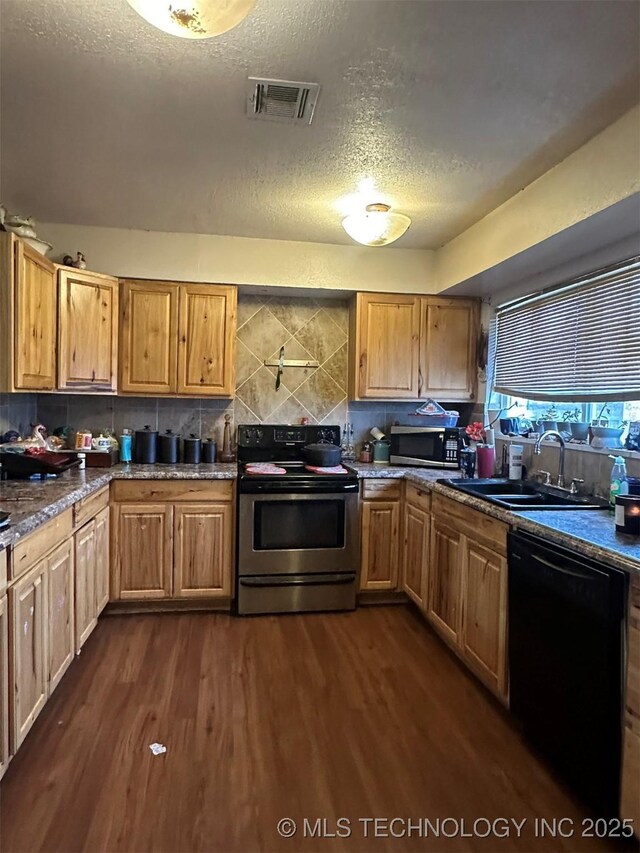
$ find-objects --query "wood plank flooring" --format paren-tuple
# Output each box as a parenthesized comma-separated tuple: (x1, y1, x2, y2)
(0, 606, 634, 852)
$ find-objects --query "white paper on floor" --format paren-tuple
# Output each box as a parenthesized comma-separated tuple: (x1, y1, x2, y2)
(149, 742, 167, 755)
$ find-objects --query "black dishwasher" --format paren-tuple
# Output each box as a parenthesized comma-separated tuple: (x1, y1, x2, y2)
(508, 530, 627, 817)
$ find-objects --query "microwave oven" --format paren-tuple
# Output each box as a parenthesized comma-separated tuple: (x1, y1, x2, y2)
(389, 426, 460, 468)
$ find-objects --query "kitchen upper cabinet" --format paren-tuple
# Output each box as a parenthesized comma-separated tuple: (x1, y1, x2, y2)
(94, 507, 110, 616)
(74, 519, 98, 652)
(120, 279, 236, 397)
(349, 292, 479, 402)
(120, 280, 178, 395)
(48, 539, 74, 693)
(402, 485, 431, 609)
(177, 284, 236, 396)
(0, 594, 9, 781)
(420, 298, 479, 401)
(9, 558, 48, 751)
(349, 294, 421, 399)
(428, 518, 462, 644)
(57, 267, 119, 392)
(173, 504, 233, 598)
(112, 503, 174, 599)
(460, 539, 507, 696)
(0, 234, 57, 391)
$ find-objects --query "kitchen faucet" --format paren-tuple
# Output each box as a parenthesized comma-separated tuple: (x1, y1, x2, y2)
(534, 429, 566, 488)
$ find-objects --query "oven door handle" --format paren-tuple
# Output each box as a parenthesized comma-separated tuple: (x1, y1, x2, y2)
(239, 573, 355, 587)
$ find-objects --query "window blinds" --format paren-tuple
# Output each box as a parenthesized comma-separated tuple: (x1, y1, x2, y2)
(494, 257, 640, 401)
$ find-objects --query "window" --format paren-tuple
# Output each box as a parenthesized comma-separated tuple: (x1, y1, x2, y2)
(493, 257, 640, 402)
(488, 393, 640, 428)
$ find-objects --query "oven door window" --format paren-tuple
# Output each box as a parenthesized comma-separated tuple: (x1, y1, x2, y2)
(254, 499, 345, 550)
(393, 432, 442, 461)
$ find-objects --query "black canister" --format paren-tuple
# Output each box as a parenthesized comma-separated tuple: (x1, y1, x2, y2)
(134, 425, 159, 464)
(159, 429, 179, 464)
(202, 438, 217, 463)
(183, 434, 202, 464)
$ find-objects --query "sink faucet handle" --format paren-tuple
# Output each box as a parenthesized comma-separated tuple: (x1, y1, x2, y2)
(570, 477, 585, 495)
(537, 470, 552, 485)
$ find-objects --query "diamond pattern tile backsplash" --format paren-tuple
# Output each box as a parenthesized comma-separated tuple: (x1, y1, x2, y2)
(235, 296, 348, 427)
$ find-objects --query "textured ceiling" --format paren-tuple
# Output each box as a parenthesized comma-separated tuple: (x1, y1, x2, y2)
(1, 0, 638, 249)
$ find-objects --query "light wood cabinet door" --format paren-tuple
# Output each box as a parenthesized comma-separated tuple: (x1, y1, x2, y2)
(350, 294, 421, 399)
(427, 518, 462, 645)
(14, 241, 57, 390)
(360, 500, 400, 590)
(48, 539, 75, 692)
(0, 595, 9, 780)
(174, 504, 233, 597)
(178, 284, 236, 397)
(74, 520, 97, 653)
(460, 539, 507, 697)
(621, 720, 640, 828)
(112, 504, 173, 599)
(9, 558, 48, 751)
(420, 298, 479, 401)
(120, 280, 178, 394)
(94, 507, 110, 616)
(402, 502, 430, 609)
(58, 268, 119, 391)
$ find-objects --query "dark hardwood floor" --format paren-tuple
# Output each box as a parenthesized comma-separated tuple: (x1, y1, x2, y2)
(0, 606, 631, 852)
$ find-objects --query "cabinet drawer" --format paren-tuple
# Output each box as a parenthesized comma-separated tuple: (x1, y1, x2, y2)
(73, 486, 109, 528)
(112, 479, 234, 503)
(405, 482, 431, 512)
(432, 493, 507, 554)
(361, 479, 401, 501)
(0, 549, 6, 597)
(10, 509, 73, 582)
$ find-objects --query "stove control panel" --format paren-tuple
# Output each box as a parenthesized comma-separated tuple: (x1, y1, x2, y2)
(237, 424, 341, 448)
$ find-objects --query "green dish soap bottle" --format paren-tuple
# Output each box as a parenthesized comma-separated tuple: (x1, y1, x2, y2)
(609, 455, 629, 513)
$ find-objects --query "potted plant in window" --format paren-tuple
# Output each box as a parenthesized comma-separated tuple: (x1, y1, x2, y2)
(557, 407, 589, 442)
(539, 404, 559, 433)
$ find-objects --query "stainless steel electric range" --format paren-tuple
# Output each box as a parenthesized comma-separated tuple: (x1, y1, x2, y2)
(236, 424, 359, 615)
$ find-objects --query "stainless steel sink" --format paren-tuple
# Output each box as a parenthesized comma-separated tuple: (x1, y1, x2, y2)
(439, 478, 604, 511)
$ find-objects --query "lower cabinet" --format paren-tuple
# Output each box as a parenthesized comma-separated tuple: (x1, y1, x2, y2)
(424, 493, 509, 702)
(0, 594, 9, 780)
(95, 507, 110, 615)
(111, 504, 173, 599)
(9, 559, 48, 751)
(48, 539, 75, 692)
(174, 504, 233, 597)
(74, 520, 98, 652)
(460, 538, 507, 697)
(402, 500, 430, 608)
(359, 480, 402, 591)
(428, 518, 462, 645)
(111, 481, 235, 602)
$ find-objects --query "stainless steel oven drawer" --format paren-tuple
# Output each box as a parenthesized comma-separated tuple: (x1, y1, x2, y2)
(237, 572, 356, 615)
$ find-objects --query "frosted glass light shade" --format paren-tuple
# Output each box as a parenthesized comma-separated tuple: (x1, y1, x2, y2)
(126, 0, 255, 39)
(342, 203, 411, 247)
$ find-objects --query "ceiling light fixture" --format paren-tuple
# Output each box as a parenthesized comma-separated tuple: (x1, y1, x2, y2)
(125, 0, 255, 39)
(342, 203, 411, 247)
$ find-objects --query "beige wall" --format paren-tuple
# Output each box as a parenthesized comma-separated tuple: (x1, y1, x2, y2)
(38, 222, 436, 294)
(435, 105, 640, 293)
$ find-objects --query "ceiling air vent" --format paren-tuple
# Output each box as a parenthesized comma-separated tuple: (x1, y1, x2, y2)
(247, 77, 320, 125)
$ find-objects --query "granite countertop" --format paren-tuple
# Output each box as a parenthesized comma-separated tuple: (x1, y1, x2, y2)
(0, 463, 237, 549)
(0, 461, 637, 577)
(427, 480, 640, 576)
